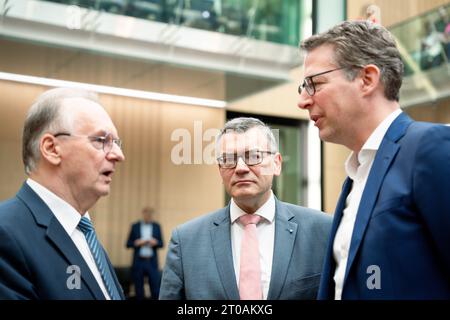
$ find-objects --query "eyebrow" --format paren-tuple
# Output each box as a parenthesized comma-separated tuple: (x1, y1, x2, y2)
(92, 130, 117, 138)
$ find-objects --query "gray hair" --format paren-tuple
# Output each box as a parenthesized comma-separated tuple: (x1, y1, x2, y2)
(215, 117, 278, 156)
(300, 20, 403, 101)
(22, 87, 99, 174)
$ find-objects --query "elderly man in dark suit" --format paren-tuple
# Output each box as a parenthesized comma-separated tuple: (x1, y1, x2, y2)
(0, 87, 125, 299)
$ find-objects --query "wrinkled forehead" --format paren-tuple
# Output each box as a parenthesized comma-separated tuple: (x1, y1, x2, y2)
(219, 127, 271, 153)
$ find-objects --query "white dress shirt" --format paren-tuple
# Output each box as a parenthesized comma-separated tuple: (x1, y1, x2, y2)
(26, 178, 111, 300)
(333, 109, 402, 300)
(139, 222, 153, 258)
(230, 191, 275, 300)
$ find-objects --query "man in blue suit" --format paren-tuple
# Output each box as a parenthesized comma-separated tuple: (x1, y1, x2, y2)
(159, 117, 332, 300)
(126, 207, 163, 300)
(298, 20, 450, 299)
(0, 88, 125, 299)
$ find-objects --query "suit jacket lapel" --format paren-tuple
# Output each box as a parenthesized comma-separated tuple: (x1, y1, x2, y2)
(343, 113, 413, 283)
(46, 219, 106, 299)
(267, 199, 298, 300)
(17, 183, 105, 300)
(210, 206, 240, 300)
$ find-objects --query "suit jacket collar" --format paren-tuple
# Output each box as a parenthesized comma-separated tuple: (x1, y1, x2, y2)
(343, 113, 413, 284)
(16, 183, 108, 300)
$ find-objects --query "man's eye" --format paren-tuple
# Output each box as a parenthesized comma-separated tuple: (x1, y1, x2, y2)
(224, 156, 236, 162)
(313, 82, 325, 88)
(94, 137, 106, 143)
(248, 152, 261, 160)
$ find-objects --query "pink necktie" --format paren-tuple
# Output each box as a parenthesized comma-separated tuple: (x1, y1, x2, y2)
(239, 214, 262, 300)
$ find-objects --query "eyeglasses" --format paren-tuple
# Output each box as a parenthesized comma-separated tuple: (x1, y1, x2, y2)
(298, 67, 344, 96)
(217, 150, 275, 169)
(54, 132, 122, 153)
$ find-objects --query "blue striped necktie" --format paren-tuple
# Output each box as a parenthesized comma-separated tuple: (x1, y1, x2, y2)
(78, 216, 121, 300)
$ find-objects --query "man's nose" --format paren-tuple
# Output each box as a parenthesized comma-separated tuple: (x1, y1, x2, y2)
(107, 143, 125, 162)
(297, 89, 313, 110)
(234, 157, 250, 172)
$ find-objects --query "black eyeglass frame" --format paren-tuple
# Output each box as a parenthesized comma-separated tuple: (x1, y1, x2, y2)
(54, 132, 122, 153)
(298, 67, 345, 96)
(216, 150, 276, 169)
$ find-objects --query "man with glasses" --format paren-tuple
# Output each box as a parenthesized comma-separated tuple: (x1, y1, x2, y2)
(298, 21, 450, 299)
(159, 117, 331, 300)
(0, 87, 125, 299)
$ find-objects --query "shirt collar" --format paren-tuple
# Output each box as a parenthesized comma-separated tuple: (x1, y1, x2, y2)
(345, 109, 402, 178)
(26, 178, 89, 236)
(230, 190, 275, 224)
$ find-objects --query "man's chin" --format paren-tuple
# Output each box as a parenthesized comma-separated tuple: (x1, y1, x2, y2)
(232, 190, 256, 200)
(97, 185, 111, 196)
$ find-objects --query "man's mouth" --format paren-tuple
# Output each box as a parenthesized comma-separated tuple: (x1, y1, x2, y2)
(101, 170, 114, 178)
(310, 114, 323, 127)
(310, 114, 321, 122)
(233, 180, 254, 186)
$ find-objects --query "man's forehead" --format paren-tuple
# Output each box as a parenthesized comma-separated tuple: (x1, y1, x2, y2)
(68, 100, 118, 135)
(220, 128, 270, 151)
(304, 45, 336, 75)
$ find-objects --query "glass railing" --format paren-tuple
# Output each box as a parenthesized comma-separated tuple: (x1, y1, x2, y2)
(390, 3, 450, 75)
(389, 4, 450, 107)
(39, 0, 309, 46)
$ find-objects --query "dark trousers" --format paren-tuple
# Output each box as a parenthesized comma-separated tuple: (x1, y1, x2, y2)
(132, 257, 161, 300)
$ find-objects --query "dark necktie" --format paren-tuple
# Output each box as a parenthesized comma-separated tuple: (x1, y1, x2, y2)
(78, 216, 121, 300)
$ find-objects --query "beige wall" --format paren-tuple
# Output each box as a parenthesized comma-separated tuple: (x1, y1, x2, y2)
(0, 39, 225, 101)
(323, 143, 351, 214)
(0, 80, 224, 267)
(228, 67, 310, 120)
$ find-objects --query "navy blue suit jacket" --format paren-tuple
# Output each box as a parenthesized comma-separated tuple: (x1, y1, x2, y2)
(318, 113, 450, 299)
(0, 183, 125, 300)
(126, 221, 163, 269)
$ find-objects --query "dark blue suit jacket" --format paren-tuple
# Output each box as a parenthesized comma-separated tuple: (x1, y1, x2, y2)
(0, 183, 125, 300)
(126, 221, 163, 270)
(318, 113, 450, 299)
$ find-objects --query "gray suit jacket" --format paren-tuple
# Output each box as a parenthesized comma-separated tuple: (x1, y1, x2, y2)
(159, 198, 332, 300)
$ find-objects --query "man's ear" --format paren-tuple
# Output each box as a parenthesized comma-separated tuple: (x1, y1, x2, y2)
(273, 153, 282, 177)
(40, 133, 62, 166)
(360, 64, 381, 97)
